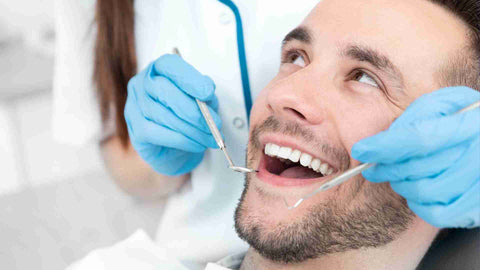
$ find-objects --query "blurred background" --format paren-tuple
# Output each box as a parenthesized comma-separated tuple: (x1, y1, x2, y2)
(0, 0, 97, 197)
(0, 1, 164, 269)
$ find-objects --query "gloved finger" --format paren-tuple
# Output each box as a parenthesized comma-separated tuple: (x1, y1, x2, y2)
(127, 123, 205, 176)
(390, 140, 479, 204)
(207, 94, 219, 112)
(135, 74, 215, 134)
(125, 88, 207, 153)
(352, 86, 480, 163)
(137, 120, 208, 153)
(362, 145, 466, 183)
(152, 54, 216, 101)
(407, 180, 480, 228)
(391, 86, 480, 127)
(139, 93, 219, 149)
(147, 148, 205, 176)
(142, 74, 222, 133)
(352, 108, 480, 164)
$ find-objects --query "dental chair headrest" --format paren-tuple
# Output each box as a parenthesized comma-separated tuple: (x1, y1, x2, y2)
(418, 228, 480, 269)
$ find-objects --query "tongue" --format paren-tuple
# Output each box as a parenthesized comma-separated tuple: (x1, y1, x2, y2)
(279, 166, 322, 179)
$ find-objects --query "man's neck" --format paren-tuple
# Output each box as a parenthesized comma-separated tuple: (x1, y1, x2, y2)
(240, 217, 439, 270)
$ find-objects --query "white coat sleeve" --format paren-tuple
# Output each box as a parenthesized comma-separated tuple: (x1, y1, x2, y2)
(52, 0, 101, 146)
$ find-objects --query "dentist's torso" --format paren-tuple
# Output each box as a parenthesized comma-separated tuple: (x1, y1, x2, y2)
(136, 0, 319, 267)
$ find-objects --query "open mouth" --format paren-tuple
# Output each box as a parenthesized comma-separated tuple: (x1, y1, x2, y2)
(257, 142, 337, 187)
(265, 155, 324, 179)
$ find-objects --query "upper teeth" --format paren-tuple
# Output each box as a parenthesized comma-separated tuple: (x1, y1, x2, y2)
(264, 143, 334, 176)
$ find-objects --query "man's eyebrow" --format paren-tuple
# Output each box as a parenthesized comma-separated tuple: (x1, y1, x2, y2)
(342, 44, 405, 88)
(282, 27, 312, 49)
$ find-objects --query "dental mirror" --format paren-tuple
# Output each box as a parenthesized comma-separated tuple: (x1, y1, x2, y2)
(173, 48, 257, 175)
(230, 166, 258, 174)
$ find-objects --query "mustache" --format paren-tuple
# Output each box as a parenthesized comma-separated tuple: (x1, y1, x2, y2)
(249, 116, 351, 171)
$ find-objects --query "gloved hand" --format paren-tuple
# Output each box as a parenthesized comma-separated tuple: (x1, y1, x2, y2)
(124, 54, 221, 176)
(352, 86, 480, 228)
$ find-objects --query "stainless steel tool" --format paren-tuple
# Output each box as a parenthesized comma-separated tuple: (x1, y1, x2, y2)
(174, 48, 257, 174)
(195, 99, 257, 173)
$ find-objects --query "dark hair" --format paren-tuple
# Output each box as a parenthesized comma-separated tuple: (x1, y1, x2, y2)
(92, 0, 479, 147)
(428, 0, 480, 90)
(94, 0, 136, 147)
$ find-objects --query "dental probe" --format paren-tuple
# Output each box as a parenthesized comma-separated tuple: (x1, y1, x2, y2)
(173, 48, 257, 174)
(195, 99, 257, 173)
(285, 100, 480, 210)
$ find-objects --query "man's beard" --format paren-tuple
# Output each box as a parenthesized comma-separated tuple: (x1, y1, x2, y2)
(234, 116, 415, 264)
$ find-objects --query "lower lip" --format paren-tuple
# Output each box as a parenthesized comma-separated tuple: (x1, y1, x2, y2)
(256, 154, 335, 187)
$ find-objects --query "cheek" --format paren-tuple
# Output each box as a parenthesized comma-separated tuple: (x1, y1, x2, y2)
(249, 93, 269, 130)
(248, 79, 279, 131)
(336, 101, 396, 157)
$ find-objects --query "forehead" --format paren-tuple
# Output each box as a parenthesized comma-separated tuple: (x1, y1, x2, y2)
(301, 0, 470, 97)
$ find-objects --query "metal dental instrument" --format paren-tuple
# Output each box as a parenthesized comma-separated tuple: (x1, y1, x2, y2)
(173, 48, 257, 174)
(285, 100, 480, 210)
(196, 99, 257, 173)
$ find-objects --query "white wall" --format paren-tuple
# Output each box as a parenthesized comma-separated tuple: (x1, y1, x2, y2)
(0, 0, 54, 35)
(0, 104, 21, 194)
(0, 0, 104, 194)
(16, 93, 103, 187)
(0, 92, 104, 195)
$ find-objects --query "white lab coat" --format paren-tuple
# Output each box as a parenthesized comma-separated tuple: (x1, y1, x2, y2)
(67, 230, 244, 270)
(54, 0, 319, 268)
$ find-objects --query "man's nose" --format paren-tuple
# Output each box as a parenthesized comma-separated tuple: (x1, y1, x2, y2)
(266, 69, 327, 125)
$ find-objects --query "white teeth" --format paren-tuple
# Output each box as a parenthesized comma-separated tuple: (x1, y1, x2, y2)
(311, 159, 321, 171)
(265, 143, 280, 156)
(289, 150, 301, 163)
(264, 142, 335, 176)
(265, 143, 272, 155)
(319, 163, 329, 175)
(299, 153, 312, 167)
(277, 147, 292, 159)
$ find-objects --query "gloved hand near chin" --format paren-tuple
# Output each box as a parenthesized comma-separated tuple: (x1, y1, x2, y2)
(352, 87, 480, 228)
(124, 54, 221, 176)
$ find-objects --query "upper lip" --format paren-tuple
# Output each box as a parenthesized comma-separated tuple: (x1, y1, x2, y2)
(258, 133, 341, 172)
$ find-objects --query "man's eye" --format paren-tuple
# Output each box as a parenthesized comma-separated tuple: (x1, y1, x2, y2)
(291, 54, 306, 67)
(282, 50, 307, 67)
(354, 71, 379, 88)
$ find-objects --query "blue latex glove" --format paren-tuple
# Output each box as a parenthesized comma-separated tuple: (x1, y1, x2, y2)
(352, 87, 480, 228)
(124, 54, 221, 176)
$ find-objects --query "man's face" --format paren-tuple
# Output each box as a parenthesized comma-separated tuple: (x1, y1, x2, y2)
(235, 0, 469, 263)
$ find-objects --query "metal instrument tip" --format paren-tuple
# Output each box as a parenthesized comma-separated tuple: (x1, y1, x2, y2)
(229, 166, 258, 174)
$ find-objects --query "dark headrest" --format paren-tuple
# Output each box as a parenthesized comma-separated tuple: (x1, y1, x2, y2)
(418, 228, 480, 269)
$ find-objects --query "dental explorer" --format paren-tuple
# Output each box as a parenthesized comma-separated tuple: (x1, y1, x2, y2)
(285, 100, 480, 210)
(173, 48, 257, 174)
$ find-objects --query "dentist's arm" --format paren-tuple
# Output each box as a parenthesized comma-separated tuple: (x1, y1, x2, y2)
(111, 54, 221, 199)
(100, 136, 188, 200)
(352, 87, 480, 228)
